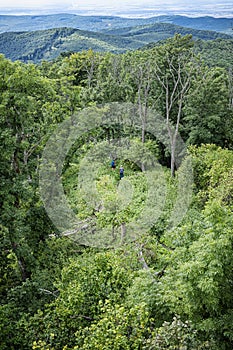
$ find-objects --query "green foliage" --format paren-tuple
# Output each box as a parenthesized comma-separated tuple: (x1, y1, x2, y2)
(144, 315, 215, 349)
(188, 144, 233, 206)
(194, 39, 233, 69)
(0, 35, 233, 350)
(20, 250, 140, 349)
(158, 204, 233, 347)
(75, 302, 152, 350)
(184, 67, 232, 146)
(0, 225, 20, 296)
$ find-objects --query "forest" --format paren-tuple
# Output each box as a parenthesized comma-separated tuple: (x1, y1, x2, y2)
(0, 34, 233, 349)
(0, 25, 232, 63)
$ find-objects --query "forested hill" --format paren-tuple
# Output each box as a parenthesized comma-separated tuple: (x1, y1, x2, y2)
(0, 27, 140, 62)
(0, 23, 231, 63)
(0, 13, 232, 35)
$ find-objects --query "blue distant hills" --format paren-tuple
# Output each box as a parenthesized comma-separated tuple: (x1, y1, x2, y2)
(0, 13, 232, 35)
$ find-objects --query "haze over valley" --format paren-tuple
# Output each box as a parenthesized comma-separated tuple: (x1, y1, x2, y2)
(0, 0, 233, 18)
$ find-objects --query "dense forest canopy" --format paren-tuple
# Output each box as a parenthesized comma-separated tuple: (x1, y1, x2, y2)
(0, 33, 233, 349)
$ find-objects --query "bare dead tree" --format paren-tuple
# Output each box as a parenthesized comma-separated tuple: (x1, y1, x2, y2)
(154, 54, 194, 177)
(228, 68, 233, 108)
(83, 50, 100, 89)
(136, 64, 152, 144)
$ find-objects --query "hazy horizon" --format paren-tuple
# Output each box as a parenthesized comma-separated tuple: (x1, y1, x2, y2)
(0, 0, 232, 18)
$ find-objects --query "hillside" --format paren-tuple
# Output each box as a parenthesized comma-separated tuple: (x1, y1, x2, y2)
(0, 23, 231, 63)
(0, 13, 232, 35)
(194, 38, 233, 69)
(104, 22, 232, 41)
(0, 27, 141, 62)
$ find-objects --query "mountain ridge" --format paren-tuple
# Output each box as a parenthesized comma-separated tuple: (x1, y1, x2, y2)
(0, 23, 232, 63)
(0, 13, 232, 35)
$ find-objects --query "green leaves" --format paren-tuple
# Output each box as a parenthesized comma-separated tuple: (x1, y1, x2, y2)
(189, 144, 233, 206)
(183, 67, 231, 146)
(75, 302, 152, 350)
(1, 35, 233, 350)
(144, 315, 214, 350)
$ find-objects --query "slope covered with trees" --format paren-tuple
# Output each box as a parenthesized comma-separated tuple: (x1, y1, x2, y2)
(0, 34, 233, 349)
(0, 24, 232, 63)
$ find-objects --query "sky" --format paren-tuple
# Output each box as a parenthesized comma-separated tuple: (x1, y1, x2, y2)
(0, 0, 232, 17)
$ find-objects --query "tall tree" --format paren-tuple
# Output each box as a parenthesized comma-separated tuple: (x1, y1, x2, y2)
(184, 66, 232, 147)
(0, 56, 57, 281)
(152, 34, 197, 176)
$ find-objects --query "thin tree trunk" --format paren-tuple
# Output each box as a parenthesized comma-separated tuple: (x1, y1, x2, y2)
(120, 222, 126, 243)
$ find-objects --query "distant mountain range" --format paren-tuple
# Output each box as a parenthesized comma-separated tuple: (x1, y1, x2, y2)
(0, 14, 232, 64)
(0, 13, 233, 35)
